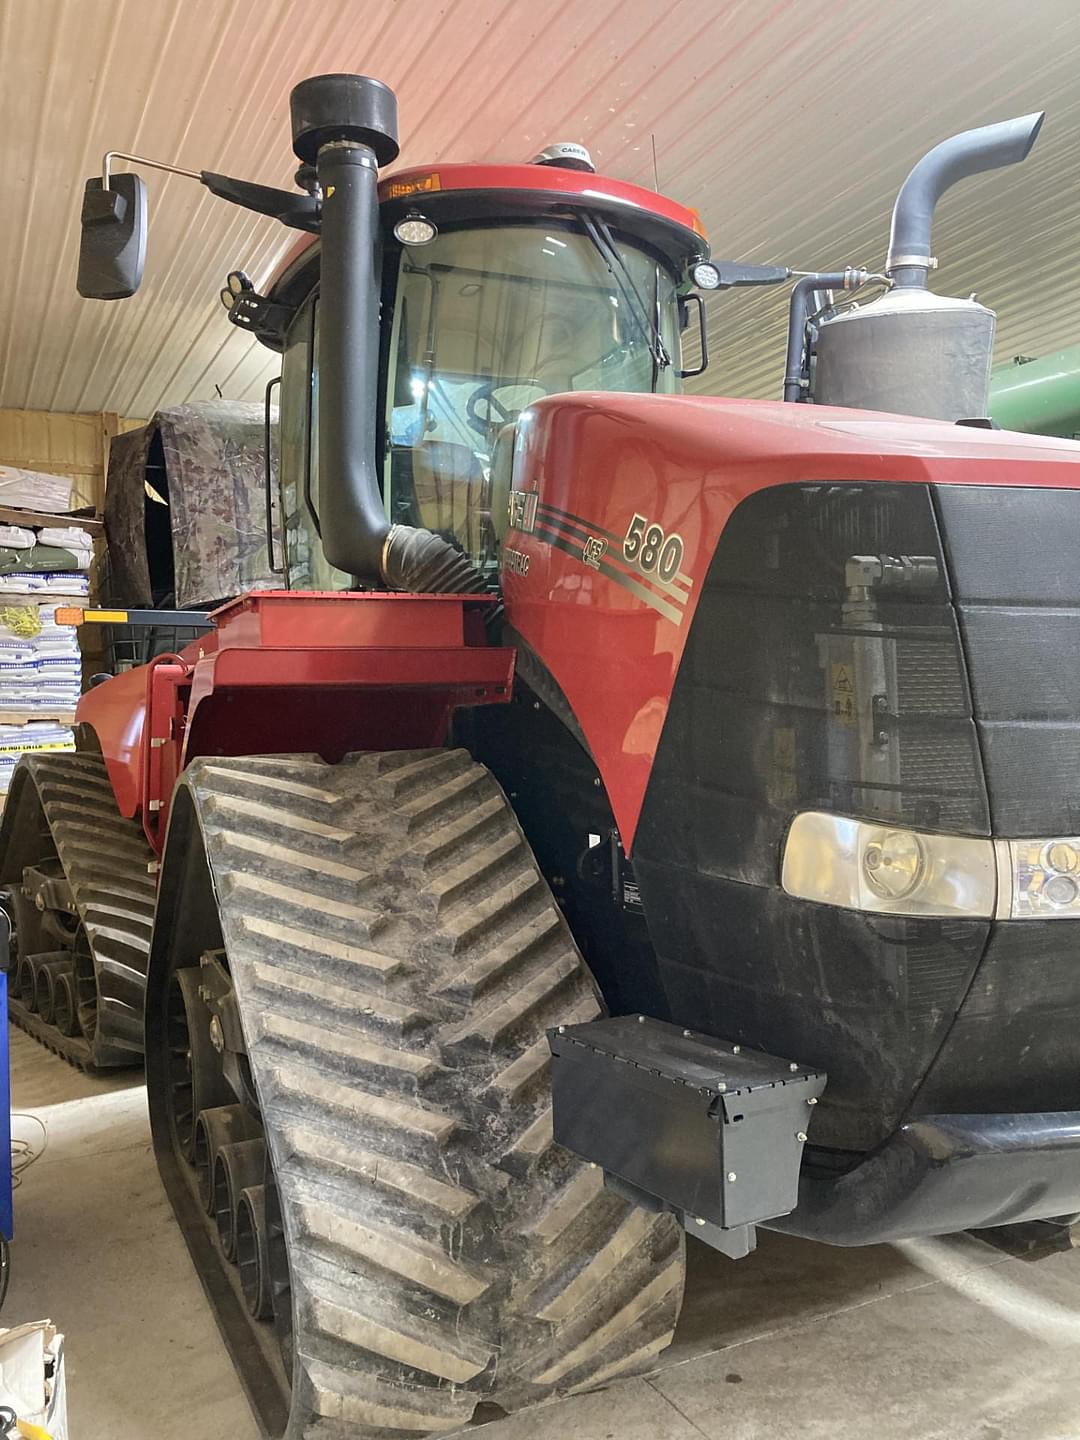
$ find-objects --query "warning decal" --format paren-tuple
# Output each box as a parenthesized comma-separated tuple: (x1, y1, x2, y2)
(831, 662, 856, 727)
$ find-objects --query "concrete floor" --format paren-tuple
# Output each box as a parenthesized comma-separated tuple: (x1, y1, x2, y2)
(8, 1024, 1080, 1440)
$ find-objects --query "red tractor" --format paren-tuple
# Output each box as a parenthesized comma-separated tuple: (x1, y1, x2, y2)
(5, 73, 1078, 1437)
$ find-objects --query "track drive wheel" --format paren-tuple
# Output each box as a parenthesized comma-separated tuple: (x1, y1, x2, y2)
(145, 751, 685, 1438)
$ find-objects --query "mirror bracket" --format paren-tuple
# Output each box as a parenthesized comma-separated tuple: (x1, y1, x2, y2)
(200, 172, 321, 233)
(225, 290, 295, 350)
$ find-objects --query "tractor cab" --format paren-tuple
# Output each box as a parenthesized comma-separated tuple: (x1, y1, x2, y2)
(269, 159, 709, 588)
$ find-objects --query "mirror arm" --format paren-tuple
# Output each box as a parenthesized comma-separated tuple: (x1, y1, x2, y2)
(711, 262, 792, 289)
(102, 153, 321, 232)
(102, 150, 202, 186)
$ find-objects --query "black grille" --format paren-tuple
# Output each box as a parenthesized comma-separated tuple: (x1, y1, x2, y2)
(937, 484, 1080, 835)
(634, 479, 1080, 1151)
(633, 482, 990, 1149)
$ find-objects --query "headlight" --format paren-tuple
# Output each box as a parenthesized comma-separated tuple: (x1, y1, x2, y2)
(783, 813, 1080, 920)
(1000, 838, 1080, 919)
(781, 812, 995, 918)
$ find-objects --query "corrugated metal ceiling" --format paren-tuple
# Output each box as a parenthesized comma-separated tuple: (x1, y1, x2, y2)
(1, 0, 1077, 417)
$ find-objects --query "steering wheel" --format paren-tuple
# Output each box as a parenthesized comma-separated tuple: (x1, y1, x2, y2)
(466, 381, 516, 435)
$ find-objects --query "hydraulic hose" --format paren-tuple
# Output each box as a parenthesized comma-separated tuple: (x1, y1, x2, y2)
(886, 113, 1044, 288)
(783, 270, 869, 403)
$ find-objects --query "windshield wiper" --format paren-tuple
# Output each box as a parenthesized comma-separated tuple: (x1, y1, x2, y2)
(582, 213, 671, 373)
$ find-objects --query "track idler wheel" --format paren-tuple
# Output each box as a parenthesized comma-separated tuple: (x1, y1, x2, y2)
(74, 949, 98, 1042)
(235, 1185, 273, 1320)
(193, 1106, 260, 1215)
(12, 954, 35, 1008)
(51, 968, 80, 1037)
(168, 969, 236, 1161)
(32, 956, 74, 1026)
(213, 1138, 266, 1261)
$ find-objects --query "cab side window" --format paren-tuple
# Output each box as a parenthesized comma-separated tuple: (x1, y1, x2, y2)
(280, 294, 350, 590)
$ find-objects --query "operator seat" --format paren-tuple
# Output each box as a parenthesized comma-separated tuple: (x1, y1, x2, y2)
(410, 440, 488, 556)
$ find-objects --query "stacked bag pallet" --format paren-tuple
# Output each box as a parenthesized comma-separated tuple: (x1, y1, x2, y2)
(0, 524, 93, 804)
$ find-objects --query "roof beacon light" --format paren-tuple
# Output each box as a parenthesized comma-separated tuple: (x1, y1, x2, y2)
(531, 142, 595, 173)
(394, 213, 438, 246)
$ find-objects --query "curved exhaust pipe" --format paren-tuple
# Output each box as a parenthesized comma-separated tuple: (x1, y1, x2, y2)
(886, 111, 1044, 289)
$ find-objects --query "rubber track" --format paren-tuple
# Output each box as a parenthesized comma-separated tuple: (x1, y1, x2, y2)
(179, 750, 685, 1438)
(1, 752, 156, 1068)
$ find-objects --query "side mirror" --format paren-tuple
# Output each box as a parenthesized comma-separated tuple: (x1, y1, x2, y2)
(77, 173, 147, 300)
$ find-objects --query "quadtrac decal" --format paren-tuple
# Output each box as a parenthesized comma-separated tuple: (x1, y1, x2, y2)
(525, 501, 694, 625)
(503, 547, 530, 576)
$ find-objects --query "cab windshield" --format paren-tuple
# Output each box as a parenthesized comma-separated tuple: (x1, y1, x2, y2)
(278, 220, 684, 590)
(384, 221, 682, 570)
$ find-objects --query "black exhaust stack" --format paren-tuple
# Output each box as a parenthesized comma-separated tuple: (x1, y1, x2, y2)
(290, 76, 397, 582)
(289, 75, 484, 592)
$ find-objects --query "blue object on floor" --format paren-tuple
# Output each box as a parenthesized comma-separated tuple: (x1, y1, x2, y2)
(0, 912, 12, 1241)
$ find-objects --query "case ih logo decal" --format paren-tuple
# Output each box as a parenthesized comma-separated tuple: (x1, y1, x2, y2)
(523, 501, 694, 626)
(507, 490, 539, 533)
(581, 535, 608, 569)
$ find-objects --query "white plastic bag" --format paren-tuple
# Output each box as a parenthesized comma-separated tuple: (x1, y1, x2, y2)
(0, 1320, 67, 1439)
(0, 468, 72, 514)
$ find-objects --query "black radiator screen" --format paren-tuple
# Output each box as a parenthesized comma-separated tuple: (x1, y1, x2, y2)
(633, 482, 992, 1149)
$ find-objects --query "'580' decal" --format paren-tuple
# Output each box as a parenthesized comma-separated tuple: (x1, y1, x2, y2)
(622, 513, 684, 583)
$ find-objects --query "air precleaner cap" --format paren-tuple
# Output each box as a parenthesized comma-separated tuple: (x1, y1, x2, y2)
(290, 74, 400, 167)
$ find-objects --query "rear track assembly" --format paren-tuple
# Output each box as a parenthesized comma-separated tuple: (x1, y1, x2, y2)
(0, 753, 155, 1070)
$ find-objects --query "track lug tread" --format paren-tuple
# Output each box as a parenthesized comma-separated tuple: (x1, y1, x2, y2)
(441, 868, 543, 950)
(216, 828, 370, 886)
(412, 794, 506, 867)
(292, 1197, 491, 1304)
(274, 1121, 478, 1219)
(397, 764, 488, 828)
(298, 1275, 490, 1383)
(437, 907, 562, 1001)
(304, 1357, 474, 1432)
(423, 830, 524, 913)
(444, 950, 580, 1049)
(249, 960, 426, 1032)
(224, 870, 380, 928)
(238, 914, 402, 978)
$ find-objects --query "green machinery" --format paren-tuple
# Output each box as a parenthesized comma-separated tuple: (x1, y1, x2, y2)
(990, 345, 1080, 436)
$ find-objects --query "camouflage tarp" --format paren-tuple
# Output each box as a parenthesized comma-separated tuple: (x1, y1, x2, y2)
(105, 401, 281, 610)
